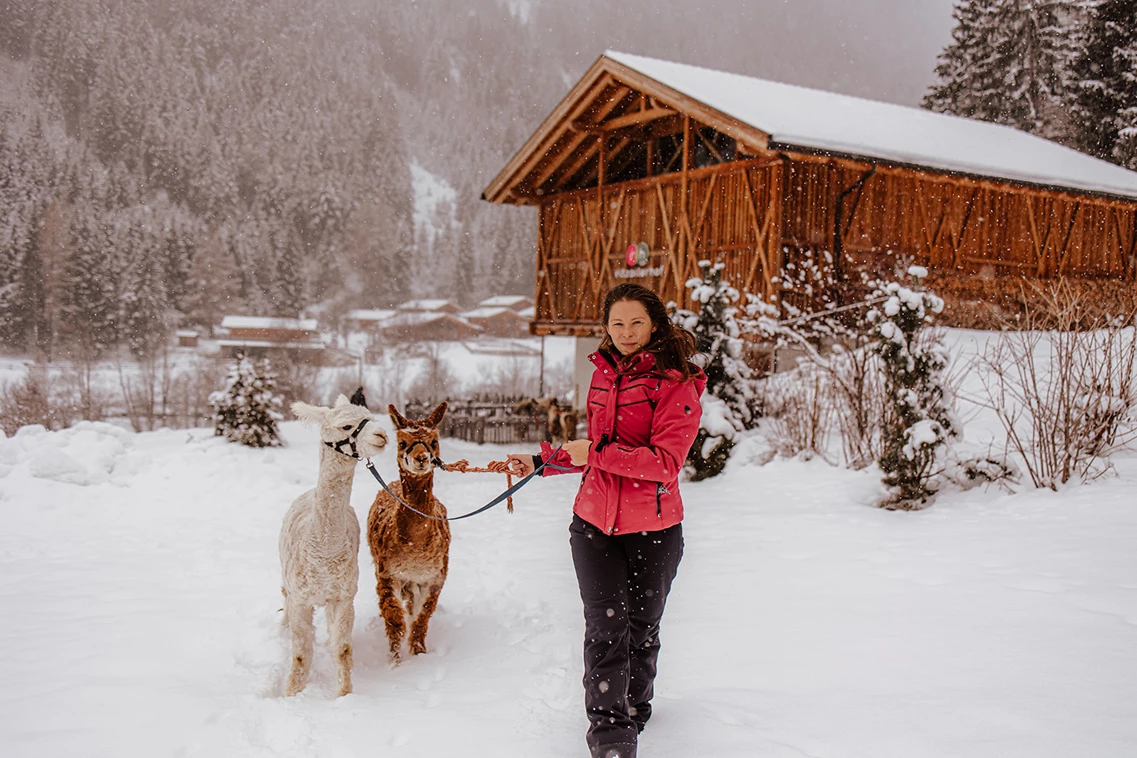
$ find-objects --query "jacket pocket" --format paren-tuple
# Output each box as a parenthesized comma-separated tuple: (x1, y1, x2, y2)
(655, 483, 670, 518)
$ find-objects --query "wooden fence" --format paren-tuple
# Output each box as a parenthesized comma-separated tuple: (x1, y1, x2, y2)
(405, 397, 556, 445)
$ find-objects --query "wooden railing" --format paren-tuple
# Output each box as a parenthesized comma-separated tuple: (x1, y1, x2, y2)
(405, 397, 554, 445)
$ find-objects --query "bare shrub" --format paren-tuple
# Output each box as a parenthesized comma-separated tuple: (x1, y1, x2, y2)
(974, 282, 1137, 488)
(57, 346, 114, 423)
(759, 363, 832, 461)
(164, 355, 226, 428)
(116, 348, 172, 432)
(746, 292, 886, 469)
(0, 365, 72, 435)
(822, 341, 886, 469)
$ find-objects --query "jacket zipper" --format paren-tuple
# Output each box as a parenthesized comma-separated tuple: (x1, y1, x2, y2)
(656, 483, 669, 518)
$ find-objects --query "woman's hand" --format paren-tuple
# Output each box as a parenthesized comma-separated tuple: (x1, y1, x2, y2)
(505, 453, 536, 477)
(563, 438, 592, 467)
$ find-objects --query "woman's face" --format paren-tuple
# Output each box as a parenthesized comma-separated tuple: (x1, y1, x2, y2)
(606, 299, 656, 356)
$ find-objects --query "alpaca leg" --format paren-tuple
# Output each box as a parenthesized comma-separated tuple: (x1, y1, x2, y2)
(285, 602, 315, 696)
(402, 582, 424, 620)
(326, 598, 355, 697)
(376, 573, 406, 664)
(408, 583, 441, 656)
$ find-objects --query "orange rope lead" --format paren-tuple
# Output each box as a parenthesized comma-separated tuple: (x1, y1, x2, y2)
(440, 459, 519, 513)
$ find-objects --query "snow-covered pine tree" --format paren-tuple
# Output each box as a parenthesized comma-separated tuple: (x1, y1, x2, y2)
(209, 352, 284, 448)
(925, 0, 1084, 143)
(924, 1, 1003, 122)
(59, 210, 119, 357)
(272, 229, 305, 317)
(1071, 0, 1137, 169)
(867, 267, 957, 509)
(118, 209, 173, 360)
(671, 260, 756, 481)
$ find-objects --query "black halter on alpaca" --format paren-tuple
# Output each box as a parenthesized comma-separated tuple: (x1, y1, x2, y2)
(324, 419, 371, 459)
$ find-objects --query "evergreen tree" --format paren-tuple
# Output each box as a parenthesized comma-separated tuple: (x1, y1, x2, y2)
(925, 0, 1083, 143)
(117, 209, 173, 360)
(181, 229, 244, 334)
(59, 211, 119, 357)
(867, 268, 957, 509)
(671, 260, 757, 481)
(924, 1, 1003, 122)
(1071, 0, 1137, 168)
(209, 352, 284, 448)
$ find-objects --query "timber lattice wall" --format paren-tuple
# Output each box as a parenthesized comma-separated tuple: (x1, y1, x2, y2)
(536, 158, 782, 333)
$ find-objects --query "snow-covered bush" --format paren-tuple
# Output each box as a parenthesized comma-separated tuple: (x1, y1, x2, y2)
(209, 353, 284, 448)
(974, 282, 1137, 488)
(867, 267, 956, 508)
(672, 260, 758, 480)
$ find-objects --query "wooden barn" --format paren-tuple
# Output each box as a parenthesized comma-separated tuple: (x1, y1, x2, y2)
(216, 315, 326, 359)
(483, 51, 1137, 338)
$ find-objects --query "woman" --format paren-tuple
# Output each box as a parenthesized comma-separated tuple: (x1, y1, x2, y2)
(508, 283, 705, 758)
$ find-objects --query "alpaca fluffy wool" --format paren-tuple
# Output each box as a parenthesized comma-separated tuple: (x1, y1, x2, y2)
(279, 396, 388, 696)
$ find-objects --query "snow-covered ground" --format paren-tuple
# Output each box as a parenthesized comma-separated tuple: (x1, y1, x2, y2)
(2, 405, 1136, 757)
(3, 327, 1137, 757)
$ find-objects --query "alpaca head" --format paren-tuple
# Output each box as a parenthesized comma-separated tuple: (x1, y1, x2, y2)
(292, 394, 389, 459)
(388, 402, 448, 476)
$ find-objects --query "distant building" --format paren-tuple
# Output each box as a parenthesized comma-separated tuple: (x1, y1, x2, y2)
(344, 309, 397, 332)
(476, 295, 534, 312)
(174, 329, 200, 348)
(397, 299, 461, 314)
(216, 315, 325, 358)
(459, 306, 530, 338)
(375, 310, 482, 342)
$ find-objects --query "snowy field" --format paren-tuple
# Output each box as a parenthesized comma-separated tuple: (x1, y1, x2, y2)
(2, 331, 1137, 757)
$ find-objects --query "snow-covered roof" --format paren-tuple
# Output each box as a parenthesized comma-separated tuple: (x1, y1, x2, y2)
(461, 306, 527, 321)
(478, 295, 533, 309)
(606, 51, 1137, 201)
(216, 339, 325, 350)
(517, 306, 536, 319)
(377, 311, 482, 331)
(220, 316, 318, 331)
(398, 299, 456, 312)
(345, 309, 396, 322)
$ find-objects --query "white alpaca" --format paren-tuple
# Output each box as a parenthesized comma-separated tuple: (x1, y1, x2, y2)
(280, 395, 388, 697)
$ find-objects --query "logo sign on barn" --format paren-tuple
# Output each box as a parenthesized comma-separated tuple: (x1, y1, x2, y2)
(615, 242, 663, 279)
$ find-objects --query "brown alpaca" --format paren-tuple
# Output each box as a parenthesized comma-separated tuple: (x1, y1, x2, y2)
(366, 402, 450, 664)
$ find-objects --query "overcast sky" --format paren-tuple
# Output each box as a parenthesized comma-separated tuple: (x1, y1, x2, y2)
(530, 0, 959, 107)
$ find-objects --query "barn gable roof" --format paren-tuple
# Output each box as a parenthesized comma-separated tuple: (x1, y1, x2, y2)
(484, 51, 1137, 204)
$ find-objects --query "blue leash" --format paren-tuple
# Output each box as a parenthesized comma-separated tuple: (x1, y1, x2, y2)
(363, 447, 576, 522)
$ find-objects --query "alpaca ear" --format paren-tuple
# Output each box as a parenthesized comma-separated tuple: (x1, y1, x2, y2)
(334, 394, 350, 407)
(292, 401, 329, 427)
(425, 401, 448, 427)
(388, 404, 411, 429)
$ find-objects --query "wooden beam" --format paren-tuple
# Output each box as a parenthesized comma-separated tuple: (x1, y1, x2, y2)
(529, 85, 632, 193)
(571, 105, 677, 133)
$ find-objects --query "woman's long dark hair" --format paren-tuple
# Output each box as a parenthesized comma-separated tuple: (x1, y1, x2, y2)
(599, 283, 698, 380)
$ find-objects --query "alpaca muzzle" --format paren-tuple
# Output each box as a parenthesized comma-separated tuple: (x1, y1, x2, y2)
(325, 419, 371, 459)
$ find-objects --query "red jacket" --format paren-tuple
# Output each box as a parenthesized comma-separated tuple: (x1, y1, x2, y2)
(541, 349, 705, 534)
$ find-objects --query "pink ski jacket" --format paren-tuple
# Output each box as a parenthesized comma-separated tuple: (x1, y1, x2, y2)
(540, 349, 705, 534)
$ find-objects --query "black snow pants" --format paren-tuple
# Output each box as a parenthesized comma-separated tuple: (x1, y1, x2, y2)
(569, 514, 684, 758)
